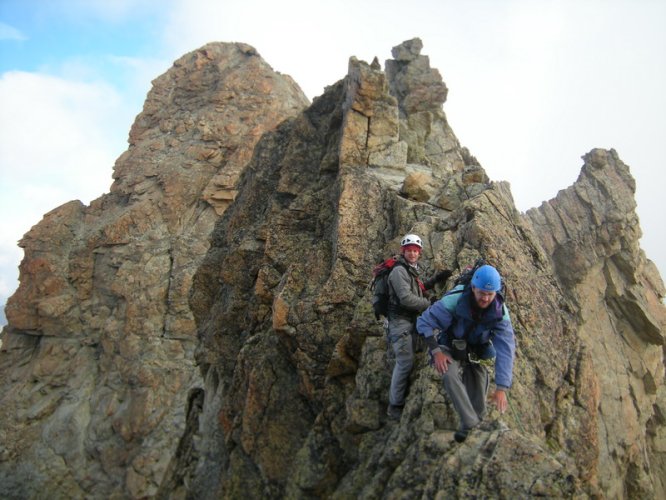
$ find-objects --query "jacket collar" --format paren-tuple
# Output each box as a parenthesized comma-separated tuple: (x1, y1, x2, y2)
(398, 255, 420, 273)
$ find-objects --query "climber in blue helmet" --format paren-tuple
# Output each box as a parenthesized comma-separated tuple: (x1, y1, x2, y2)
(417, 264, 516, 443)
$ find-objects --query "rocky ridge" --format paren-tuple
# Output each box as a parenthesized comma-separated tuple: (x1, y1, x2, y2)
(1, 39, 665, 499)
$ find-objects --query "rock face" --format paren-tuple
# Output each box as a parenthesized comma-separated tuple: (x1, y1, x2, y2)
(183, 40, 665, 499)
(1, 38, 665, 499)
(526, 149, 666, 498)
(0, 42, 308, 499)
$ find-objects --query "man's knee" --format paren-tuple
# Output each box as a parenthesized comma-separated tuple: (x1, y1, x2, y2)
(392, 331, 413, 354)
(441, 367, 460, 389)
(400, 357, 414, 371)
(440, 357, 460, 380)
(395, 350, 414, 371)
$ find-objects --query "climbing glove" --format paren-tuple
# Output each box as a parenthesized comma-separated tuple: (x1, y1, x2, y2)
(433, 269, 452, 283)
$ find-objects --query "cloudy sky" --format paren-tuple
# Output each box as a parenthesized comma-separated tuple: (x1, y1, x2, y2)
(1, 0, 664, 324)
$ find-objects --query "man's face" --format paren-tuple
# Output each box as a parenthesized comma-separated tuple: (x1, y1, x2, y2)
(402, 246, 421, 265)
(472, 286, 496, 309)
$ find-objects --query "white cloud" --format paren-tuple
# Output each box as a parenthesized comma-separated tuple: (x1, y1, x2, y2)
(0, 241, 21, 295)
(160, 0, 394, 100)
(0, 212, 29, 317)
(0, 71, 123, 192)
(106, 54, 171, 104)
(0, 22, 27, 41)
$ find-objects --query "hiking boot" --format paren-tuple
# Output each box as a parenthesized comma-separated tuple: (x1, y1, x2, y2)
(477, 419, 496, 432)
(453, 429, 470, 443)
(454, 420, 505, 443)
(386, 404, 403, 420)
(477, 419, 508, 433)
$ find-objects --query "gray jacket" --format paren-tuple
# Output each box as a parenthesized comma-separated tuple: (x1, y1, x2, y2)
(387, 259, 431, 327)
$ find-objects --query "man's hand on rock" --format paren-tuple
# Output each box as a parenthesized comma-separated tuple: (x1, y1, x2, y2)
(489, 389, 508, 414)
(432, 351, 452, 374)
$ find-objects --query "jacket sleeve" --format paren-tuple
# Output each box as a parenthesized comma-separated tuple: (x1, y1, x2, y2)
(492, 312, 516, 390)
(416, 300, 453, 352)
(388, 266, 430, 312)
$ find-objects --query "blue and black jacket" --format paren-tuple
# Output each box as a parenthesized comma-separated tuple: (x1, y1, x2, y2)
(416, 285, 516, 389)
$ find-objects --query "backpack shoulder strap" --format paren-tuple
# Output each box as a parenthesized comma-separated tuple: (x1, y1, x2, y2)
(441, 284, 465, 313)
(370, 256, 399, 287)
(501, 301, 511, 321)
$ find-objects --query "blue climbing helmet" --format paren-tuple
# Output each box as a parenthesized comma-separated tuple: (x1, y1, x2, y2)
(471, 265, 502, 292)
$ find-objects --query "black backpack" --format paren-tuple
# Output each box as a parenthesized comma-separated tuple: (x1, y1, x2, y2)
(452, 258, 486, 289)
(446, 258, 505, 297)
(369, 256, 404, 320)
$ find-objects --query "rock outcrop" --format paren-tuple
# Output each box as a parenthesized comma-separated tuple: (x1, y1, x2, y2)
(526, 149, 666, 497)
(0, 42, 308, 498)
(1, 38, 664, 499)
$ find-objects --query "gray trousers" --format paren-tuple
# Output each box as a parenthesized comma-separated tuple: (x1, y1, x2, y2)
(440, 348, 490, 431)
(388, 317, 415, 407)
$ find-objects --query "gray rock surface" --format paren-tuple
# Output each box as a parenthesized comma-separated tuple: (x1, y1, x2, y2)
(526, 148, 666, 497)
